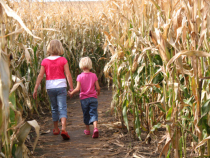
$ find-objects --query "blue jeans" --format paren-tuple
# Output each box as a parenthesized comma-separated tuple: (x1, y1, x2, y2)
(47, 87, 67, 121)
(80, 97, 98, 125)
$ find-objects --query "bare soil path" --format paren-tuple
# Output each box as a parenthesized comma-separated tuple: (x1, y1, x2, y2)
(32, 88, 160, 158)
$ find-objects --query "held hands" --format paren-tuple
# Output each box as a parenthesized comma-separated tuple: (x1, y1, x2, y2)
(68, 89, 74, 98)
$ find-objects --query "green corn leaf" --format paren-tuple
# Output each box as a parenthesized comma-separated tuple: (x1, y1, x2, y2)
(135, 107, 141, 140)
(151, 123, 161, 132)
(179, 136, 183, 157)
(123, 100, 129, 131)
(166, 106, 173, 120)
(201, 99, 210, 115)
(9, 92, 16, 126)
(198, 114, 210, 134)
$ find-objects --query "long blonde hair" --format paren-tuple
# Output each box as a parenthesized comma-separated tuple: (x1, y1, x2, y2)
(47, 40, 64, 56)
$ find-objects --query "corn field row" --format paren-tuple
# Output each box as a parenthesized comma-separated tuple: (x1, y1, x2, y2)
(103, 0, 210, 157)
(0, 0, 210, 157)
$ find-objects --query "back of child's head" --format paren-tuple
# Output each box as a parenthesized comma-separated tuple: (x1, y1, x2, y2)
(47, 39, 64, 56)
(79, 57, 92, 70)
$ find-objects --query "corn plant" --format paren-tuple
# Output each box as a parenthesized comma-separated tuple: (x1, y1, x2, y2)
(103, 0, 210, 157)
(1, 0, 107, 156)
(0, 1, 43, 157)
(3, 0, 210, 157)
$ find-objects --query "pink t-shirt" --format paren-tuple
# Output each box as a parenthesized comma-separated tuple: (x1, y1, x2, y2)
(41, 57, 67, 80)
(77, 72, 98, 100)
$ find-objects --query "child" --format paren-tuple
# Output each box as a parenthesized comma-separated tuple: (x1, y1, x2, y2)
(69, 57, 100, 138)
(33, 39, 73, 140)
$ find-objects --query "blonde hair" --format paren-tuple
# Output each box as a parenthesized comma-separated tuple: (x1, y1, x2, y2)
(47, 40, 64, 56)
(79, 57, 92, 70)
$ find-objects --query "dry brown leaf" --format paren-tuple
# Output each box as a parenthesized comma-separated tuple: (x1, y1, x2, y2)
(195, 135, 210, 149)
(0, 0, 41, 40)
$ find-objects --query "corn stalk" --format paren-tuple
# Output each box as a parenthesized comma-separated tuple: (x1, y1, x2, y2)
(103, 0, 210, 157)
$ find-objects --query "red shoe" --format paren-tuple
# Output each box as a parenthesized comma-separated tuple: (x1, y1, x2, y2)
(53, 128, 60, 135)
(92, 128, 99, 138)
(84, 130, 90, 135)
(61, 131, 70, 140)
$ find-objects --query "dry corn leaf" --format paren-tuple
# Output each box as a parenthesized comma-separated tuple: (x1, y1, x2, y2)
(10, 79, 23, 94)
(159, 132, 171, 158)
(167, 50, 210, 70)
(0, 48, 10, 151)
(195, 135, 210, 149)
(0, 28, 24, 38)
(0, 0, 41, 40)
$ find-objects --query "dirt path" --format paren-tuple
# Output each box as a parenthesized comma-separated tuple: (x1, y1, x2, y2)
(32, 88, 160, 158)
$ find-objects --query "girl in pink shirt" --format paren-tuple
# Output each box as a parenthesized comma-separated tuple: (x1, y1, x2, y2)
(69, 57, 100, 138)
(33, 40, 73, 140)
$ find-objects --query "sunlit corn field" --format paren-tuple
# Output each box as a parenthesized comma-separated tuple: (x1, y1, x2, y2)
(1, 0, 210, 157)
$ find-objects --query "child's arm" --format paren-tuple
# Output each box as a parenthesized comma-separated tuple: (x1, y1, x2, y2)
(68, 81, 81, 97)
(33, 66, 45, 99)
(64, 63, 74, 91)
(95, 80, 100, 96)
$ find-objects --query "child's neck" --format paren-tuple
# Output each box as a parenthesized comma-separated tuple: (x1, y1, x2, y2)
(83, 69, 90, 73)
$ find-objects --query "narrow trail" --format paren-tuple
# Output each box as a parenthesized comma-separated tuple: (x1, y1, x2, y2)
(32, 88, 159, 158)
(32, 89, 121, 158)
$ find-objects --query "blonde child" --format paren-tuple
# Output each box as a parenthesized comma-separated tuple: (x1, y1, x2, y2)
(33, 40, 73, 140)
(69, 57, 100, 138)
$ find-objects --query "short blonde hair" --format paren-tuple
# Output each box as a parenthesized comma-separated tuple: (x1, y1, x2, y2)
(79, 57, 92, 70)
(47, 40, 64, 56)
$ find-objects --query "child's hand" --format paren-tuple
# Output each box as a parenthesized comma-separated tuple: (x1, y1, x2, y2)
(68, 90, 73, 98)
(97, 90, 100, 96)
(67, 90, 71, 96)
(33, 90, 37, 99)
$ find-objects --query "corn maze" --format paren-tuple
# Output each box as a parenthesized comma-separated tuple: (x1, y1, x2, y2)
(0, 0, 210, 157)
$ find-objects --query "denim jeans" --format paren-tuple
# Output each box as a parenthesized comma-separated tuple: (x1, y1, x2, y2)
(47, 87, 67, 121)
(80, 97, 98, 125)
